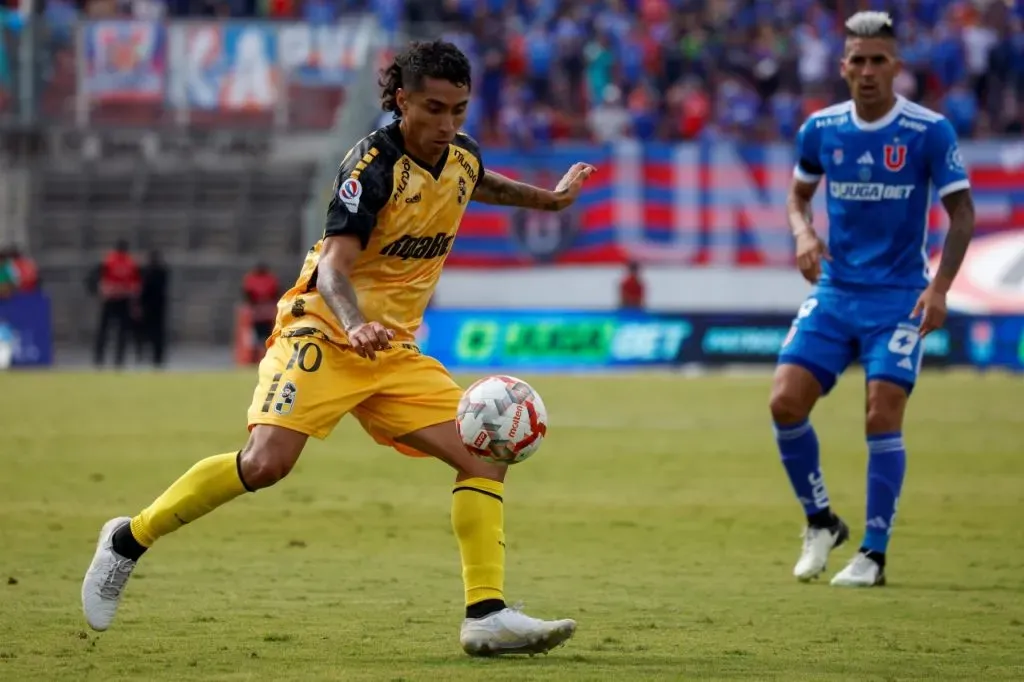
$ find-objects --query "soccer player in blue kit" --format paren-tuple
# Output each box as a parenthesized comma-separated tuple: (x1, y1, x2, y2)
(769, 12, 976, 587)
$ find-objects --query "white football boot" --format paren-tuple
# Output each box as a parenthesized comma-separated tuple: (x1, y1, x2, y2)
(831, 552, 886, 587)
(793, 517, 849, 582)
(460, 603, 576, 656)
(82, 517, 138, 631)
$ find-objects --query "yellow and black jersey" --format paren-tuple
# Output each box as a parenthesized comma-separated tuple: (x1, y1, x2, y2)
(273, 120, 484, 346)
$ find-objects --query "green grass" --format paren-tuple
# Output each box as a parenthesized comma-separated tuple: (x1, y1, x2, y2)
(1, 369, 1023, 681)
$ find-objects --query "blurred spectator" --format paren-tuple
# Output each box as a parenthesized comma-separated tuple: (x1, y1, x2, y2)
(242, 262, 279, 363)
(91, 239, 140, 368)
(589, 84, 632, 143)
(0, 245, 38, 296)
(136, 250, 169, 368)
(618, 261, 645, 311)
(943, 80, 979, 137)
(399, 0, 1024, 144)
(19, 0, 1024, 143)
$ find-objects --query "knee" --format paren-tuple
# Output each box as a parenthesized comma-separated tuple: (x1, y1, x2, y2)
(238, 439, 299, 490)
(865, 383, 907, 435)
(769, 386, 810, 425)
(865, 402, 903, 435)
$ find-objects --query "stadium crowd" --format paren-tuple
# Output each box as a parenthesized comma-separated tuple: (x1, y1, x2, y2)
(425, 0, 1024, 145)
(14, 0, 1024, 145)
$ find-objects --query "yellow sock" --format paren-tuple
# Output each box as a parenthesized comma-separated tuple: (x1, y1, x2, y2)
(129, 452, 251, 547)
(452, 477, 505, 607)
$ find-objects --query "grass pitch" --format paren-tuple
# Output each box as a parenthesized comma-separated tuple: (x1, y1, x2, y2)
(1, 368, 1022, 681)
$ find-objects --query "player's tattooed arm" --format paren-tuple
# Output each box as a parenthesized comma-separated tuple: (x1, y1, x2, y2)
(317, 264, 365, 331)
(473, 171, 563, 210)
(472, 163, 595, 211)
(933, 189, 975, 292)
(318, 235, 394, 358)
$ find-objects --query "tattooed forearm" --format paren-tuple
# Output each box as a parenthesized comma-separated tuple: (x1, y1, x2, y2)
(317, 265, 365, 331)
(472, 171, 562, 211)
(934, 189, 975, 291)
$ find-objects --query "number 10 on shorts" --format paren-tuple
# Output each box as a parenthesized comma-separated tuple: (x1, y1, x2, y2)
(260, 341, 322, 415)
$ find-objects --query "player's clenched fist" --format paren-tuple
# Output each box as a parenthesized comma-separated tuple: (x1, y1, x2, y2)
(346, 321, 395, 360)
(795, 231, 831, 284)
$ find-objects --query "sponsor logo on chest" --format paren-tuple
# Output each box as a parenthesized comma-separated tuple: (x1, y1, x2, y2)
(379, 232, 454, 260)
(829, 182, 915, 201)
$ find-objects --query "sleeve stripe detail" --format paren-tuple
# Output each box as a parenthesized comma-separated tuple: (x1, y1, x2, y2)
(350, 147, 380, 180)
(793, 166, 822, 183)
(937, 178, 970, 197)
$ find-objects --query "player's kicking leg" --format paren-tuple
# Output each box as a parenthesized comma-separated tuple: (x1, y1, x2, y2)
(770, 359, 849, 582)
(396, 421, 576, 656)
(82, 425, 306, 631)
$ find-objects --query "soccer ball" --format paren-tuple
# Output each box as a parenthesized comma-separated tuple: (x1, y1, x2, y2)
(456, 375, 548, 465)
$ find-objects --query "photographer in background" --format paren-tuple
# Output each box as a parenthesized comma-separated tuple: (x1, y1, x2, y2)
(136, 249, 169, 368)
(241, 262, 279, 364)
(90, 239, 140, 369)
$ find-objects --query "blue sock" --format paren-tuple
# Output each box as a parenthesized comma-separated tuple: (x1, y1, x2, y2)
(863, 432, 907, 554)
(774, 419, 831, 520)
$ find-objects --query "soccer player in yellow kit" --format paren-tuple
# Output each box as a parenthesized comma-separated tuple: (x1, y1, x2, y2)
(81, 40, 595, 657)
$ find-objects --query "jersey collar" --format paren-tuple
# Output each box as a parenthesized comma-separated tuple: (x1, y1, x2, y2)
(386, 120, 449, 181)
(850, 95, 905, 132)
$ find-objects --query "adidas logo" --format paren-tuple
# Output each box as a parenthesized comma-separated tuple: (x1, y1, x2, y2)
(867, 516, 889, 530)
(857, 151, 874, 165)
(898, 357, 914, 371)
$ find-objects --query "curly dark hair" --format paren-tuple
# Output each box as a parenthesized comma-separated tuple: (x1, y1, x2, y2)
(379, 40, 472, 118)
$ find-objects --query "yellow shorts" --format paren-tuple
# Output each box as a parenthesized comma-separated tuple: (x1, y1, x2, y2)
(246, 334, 463, 457)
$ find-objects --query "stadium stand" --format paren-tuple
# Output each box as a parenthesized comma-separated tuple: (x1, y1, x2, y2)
(414, 0, 1024, 145)
(0, 0, 1021, 350)
(28, 157, 317, 344)
(0, 3, 377, 345)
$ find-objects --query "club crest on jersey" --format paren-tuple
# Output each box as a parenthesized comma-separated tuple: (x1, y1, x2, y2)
(457, 176, 467, 204)
(832, 148, 844, 165)
(884, 144, 907, 172)
(338, 178, 362, 213)
(274, 381, 297, 415)
(946, 145, 965, 172)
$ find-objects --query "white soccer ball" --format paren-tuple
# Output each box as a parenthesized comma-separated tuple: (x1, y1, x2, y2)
(456, 375, 548, 465)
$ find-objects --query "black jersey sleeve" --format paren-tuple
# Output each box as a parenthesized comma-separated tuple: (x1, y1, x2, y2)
(453, 132, 485, 185)
(324, 135, 394, 248)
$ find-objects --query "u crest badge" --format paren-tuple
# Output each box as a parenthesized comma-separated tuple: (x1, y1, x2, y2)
(883, 144, 907, 172)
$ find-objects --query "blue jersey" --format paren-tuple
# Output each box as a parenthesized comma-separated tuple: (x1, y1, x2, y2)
(793, 96, 970, 290)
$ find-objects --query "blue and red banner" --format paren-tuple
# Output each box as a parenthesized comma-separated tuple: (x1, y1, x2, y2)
(452, 142, 1024, 267)
(81, 21, 166, 102)
(177, 23, 280, 111)
(76, 19, 373, 125)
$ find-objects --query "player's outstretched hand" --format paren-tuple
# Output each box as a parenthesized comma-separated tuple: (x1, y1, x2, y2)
(552, 162, 596, 210)
(911, 285, 948, 338)
(795, 231, 831, 284)
(347, 321, 395, 360)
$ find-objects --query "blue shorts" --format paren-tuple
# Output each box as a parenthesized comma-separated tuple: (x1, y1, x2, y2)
(777, 285, 925, 395)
